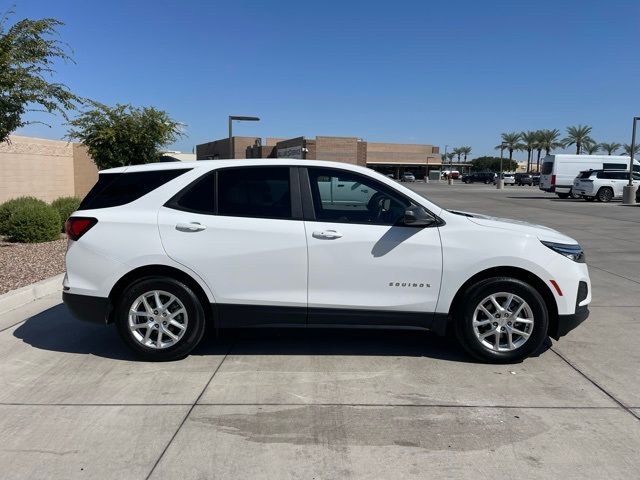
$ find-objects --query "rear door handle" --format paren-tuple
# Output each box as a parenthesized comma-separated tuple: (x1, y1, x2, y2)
(312, 229, 343, 239)
(175, 222, 207, 232)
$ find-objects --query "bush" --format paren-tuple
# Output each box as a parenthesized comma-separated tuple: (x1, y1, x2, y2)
(0, 196, 48, 236)
(4, 202, 61, 243)
(51, 196, 81, 231)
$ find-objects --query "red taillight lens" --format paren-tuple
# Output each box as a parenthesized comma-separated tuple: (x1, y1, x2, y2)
(65, 217, 97, 241)
(551, 175, 556, 185)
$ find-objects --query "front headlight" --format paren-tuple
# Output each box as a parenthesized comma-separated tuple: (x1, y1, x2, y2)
(541, 241, 586, 263)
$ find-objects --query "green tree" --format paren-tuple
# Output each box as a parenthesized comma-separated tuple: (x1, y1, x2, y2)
(519, 131, 538, 172)
(495, 132, 521, 162)
(563, 125, 593, 154)
(459, 146, 472, 161)
(540, 128, 563, 155)
(452, 147, 462, 162)
(67, 103, 184, 170)
(599, 142, 621, 155)
(583, 142, 600, 155)
(0, 10, 83, 143)
(470, 156, 518, 172)
(622, 143, 640, 156)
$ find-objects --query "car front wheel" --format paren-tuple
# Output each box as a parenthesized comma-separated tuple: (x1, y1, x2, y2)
(115, 277, 207, 361)
(454, 277, 549, 363)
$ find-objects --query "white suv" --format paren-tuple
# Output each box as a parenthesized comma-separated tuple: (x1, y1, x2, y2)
(573, 169, 640, 202)
(63, 160, 591, 363)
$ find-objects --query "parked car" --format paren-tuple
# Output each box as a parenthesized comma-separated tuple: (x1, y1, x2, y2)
(514, 173, 533, 186)
(572, 169, 640, 202)
(401, 172, 416, 182)
(462, 172, 496, 184)
(539, 154, 640, 199)
(531, 173, 540, 186)
(442, 170, 460, 179)
(494, 173, 516, 185)
(63, 160, 590, 363)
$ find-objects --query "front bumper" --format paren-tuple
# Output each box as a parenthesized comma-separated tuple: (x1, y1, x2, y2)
(63, 292, 110, 324)
(552, 305, 589, 339)
(550, 280, 590, 340)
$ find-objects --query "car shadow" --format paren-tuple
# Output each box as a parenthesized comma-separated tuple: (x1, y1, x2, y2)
(13, 304, 550, 363)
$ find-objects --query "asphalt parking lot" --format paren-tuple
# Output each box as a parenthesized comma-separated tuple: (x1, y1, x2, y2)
(0, 182, 638, 479)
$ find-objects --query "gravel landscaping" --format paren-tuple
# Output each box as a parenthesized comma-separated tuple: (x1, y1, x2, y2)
(0, 237, 66, 295)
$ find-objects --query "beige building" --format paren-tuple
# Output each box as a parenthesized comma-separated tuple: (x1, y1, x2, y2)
(0, 135, 99, 203)
(196, 135, 441, 179)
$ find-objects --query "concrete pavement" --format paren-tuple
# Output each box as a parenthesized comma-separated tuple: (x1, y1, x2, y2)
(0, 183, 638, 479)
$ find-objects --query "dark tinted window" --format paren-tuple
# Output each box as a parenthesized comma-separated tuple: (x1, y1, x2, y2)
(217, 167, 291, 219)
(541, 162, 553, 175)
(578, 171, 594, 179)
(596, 171, 610, 179)
(603, 163, 626, 170)
(79, 169, 190, 210)
(308, 167, 411, 225)
(167, 172, 215, 214)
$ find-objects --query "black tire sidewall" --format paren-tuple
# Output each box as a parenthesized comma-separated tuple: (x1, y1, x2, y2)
(455, 278, 549, 363)
(115, 277, 206, 361)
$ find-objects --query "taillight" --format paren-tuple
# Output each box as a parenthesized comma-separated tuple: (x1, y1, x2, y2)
(65, 217, 97, 241)
(551, 175, 556, 185)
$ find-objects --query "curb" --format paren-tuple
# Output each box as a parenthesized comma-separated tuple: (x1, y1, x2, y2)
(0, 273, 64, 315)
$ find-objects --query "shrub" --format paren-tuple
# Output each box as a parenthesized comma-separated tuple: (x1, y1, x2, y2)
(51, 196, 81, 231)
(0, 196, 48, 236)
(4, 202, 61, 243)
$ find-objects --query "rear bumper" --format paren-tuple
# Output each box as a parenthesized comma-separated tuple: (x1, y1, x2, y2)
(63, 292, 110, 324)
(552, 305, 589, 339)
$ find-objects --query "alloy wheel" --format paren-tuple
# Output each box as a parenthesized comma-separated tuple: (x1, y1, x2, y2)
(128, 290, 188, 349)
(472, 292, 534, 352)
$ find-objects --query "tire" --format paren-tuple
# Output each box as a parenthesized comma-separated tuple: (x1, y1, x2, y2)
(584, 196, 595, 202)
(484, 180, 489, 184)
(454, 277, 549, 363)
(596, 187, 614, 203)
(556, 193, 569, 199)
(115, 277, 207, 361)
(569, 190, 581, 199)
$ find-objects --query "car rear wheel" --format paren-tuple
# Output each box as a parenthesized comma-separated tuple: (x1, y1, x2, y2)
(115, 277, 206, 361)
(596, 187, 614, 203)
(454, 277, 549, 363)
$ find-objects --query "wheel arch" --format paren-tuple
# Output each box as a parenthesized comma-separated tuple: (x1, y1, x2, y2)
(107, 265, 214, 326)
(447, 266, 558, 335)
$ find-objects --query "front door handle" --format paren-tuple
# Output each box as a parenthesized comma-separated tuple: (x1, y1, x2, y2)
(175, 222, 207, 232)
(312, 229, 343, 239)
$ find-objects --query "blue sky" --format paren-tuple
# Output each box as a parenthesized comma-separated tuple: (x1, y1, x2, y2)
(11, 0, 640, 158)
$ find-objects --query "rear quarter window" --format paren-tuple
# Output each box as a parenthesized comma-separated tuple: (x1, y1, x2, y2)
(79, 169, 191, 210)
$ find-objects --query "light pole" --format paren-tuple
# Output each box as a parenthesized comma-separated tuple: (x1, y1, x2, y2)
(622, 116, 639, 205)
(443, 145, 454, 185)
(228, 115, 260, 158)
(497, 142, 508, 190)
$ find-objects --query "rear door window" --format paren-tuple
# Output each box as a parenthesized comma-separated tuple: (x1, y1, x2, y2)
(541, 162, 554, 175)
(217, 167, 292, 219)
(166, 172, 215, 214)
(80, 169, 190, 210)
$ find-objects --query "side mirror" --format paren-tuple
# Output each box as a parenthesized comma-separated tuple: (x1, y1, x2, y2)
(403, 206, 434, 226)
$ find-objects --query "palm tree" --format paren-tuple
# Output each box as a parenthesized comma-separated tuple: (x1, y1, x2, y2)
(540, 129, 563, 155)
(459, 146, 472, 161)
(583, 142, 600, 155)
(622, 143, 640, 156)
(599, 142, 621, 155)
(452, 147, 463, 162)
(563, 125, 593, 154)
(520, 131, 537, 172)
(495, 132, 522, 163)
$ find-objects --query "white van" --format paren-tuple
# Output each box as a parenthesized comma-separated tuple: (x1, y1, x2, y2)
(539, 155, 640, 198)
